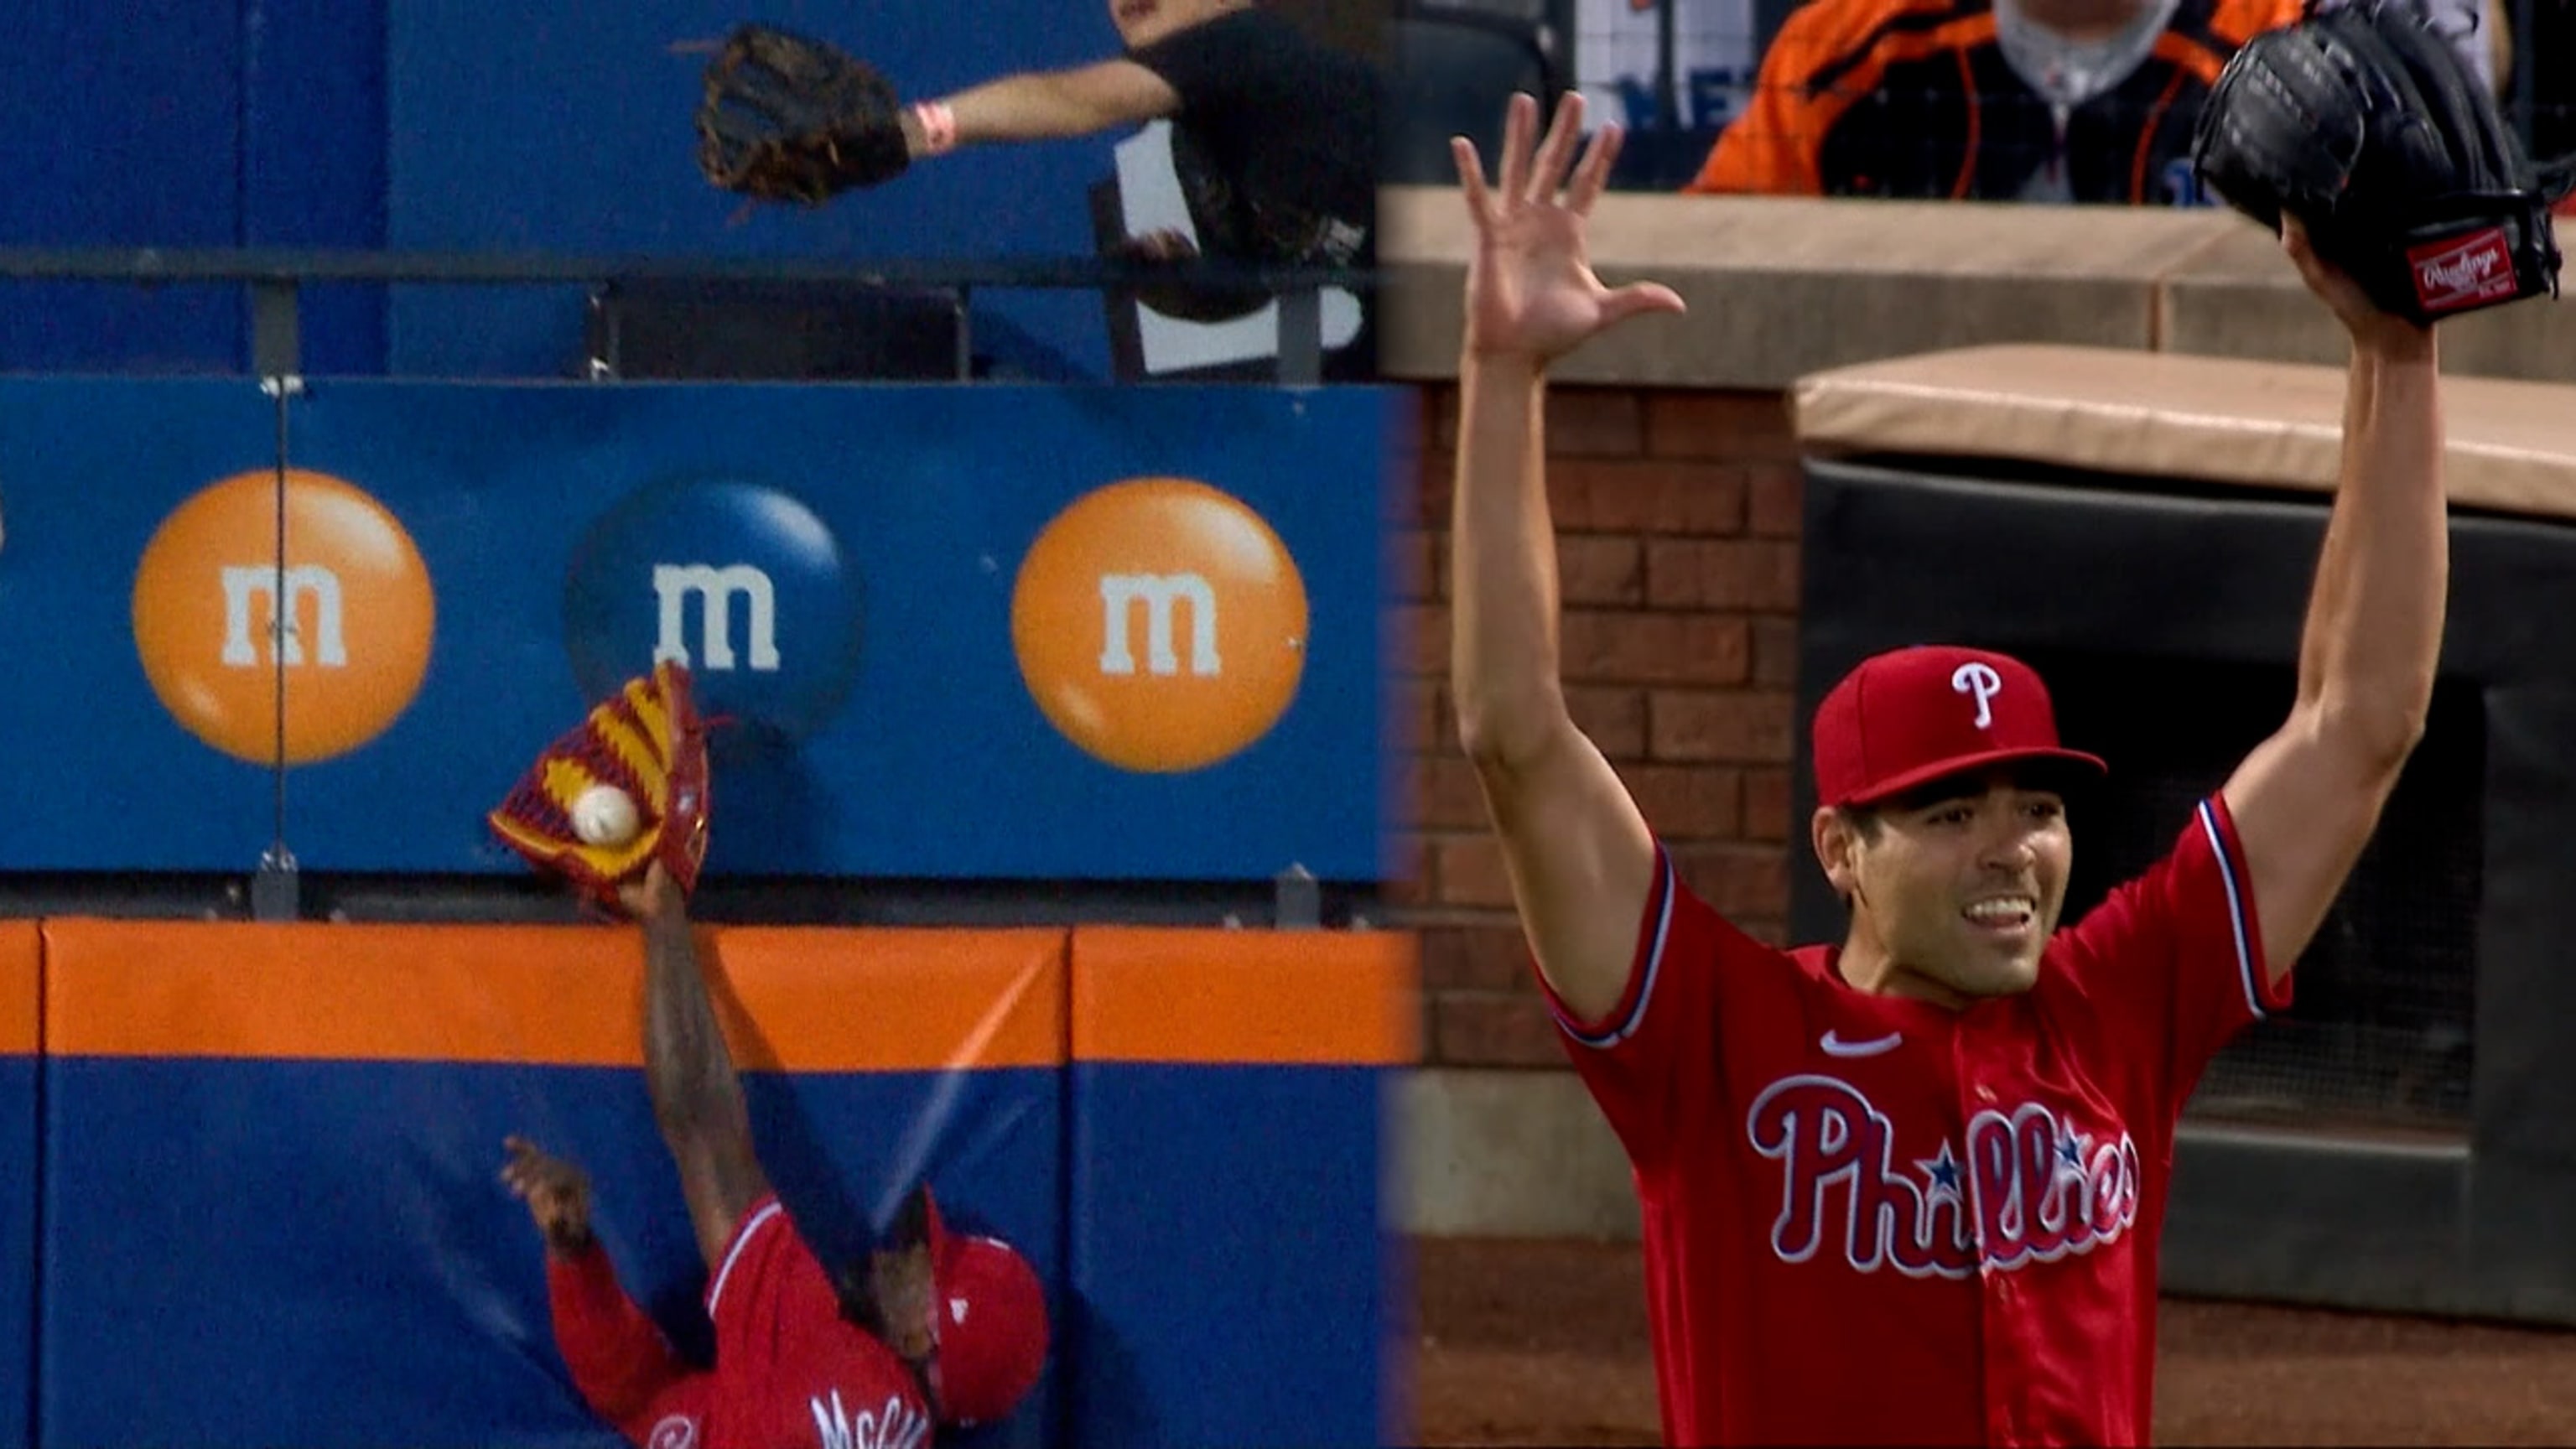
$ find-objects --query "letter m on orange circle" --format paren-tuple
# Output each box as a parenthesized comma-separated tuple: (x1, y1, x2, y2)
(1011, 477, 1308, 774)
(131, 469, 437, 766)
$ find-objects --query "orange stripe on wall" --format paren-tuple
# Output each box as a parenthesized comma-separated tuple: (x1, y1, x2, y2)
(40, 919, 1066, 1071)
(0, 922, 34, 1056)
(1072, 927, 1418, 1065)
(709, 927, 1066, 1072)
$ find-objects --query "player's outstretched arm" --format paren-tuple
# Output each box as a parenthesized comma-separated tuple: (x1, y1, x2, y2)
(504, 1137, 699, 1428)
(625, 864, 773, 1272)
(901, 61, 1179, 155)
(2218, 216, 2446, 984)
(1450, 92, 1688, 1026)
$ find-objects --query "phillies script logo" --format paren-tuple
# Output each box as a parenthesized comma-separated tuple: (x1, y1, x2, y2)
(810, 1389, 931, 1449)
(2407, 228, 2516, 314)
(1748, 1075, 2143, 1278)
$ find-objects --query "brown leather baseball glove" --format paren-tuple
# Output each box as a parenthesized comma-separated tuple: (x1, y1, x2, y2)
(694, 23, 912, 205)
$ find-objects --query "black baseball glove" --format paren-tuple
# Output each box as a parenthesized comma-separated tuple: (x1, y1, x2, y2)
(2191, 0, 2574, 324)
(695, 23, 912, 205)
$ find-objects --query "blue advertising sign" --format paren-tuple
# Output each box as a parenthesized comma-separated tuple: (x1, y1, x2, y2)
(0, 378, 288, 869)
(0, 377, 1398, 883)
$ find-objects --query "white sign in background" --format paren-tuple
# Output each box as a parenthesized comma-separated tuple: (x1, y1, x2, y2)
(1573, 0, 1763, 132)
(1110, 121, 1364, 377)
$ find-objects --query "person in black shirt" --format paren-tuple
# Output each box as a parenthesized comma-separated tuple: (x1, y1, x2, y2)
(891, 0, 1379, 374)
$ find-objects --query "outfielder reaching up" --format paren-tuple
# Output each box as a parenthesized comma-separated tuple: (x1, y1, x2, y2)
(502, 864, 1047, 1448)
(1446, 91, 2447, 1445)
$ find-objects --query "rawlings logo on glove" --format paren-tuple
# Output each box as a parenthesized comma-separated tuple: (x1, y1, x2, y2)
(488, 662, 712, 909)
(2191, 0, 2573, 325)
(2407, 228, 2517, 310)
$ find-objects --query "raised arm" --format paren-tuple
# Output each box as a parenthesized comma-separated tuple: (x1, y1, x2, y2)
(1449, 93, 1688, 1024)
(901, 60, 1178, 155)
(626, 865, 772, 1271)
(502, 1137, 699, 1431)
(2219, 216, 2448, 983)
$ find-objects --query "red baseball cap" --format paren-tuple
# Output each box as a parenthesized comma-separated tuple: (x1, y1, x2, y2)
(1811, 645, 2105, 808)
(922, 1189, 1049, 1427)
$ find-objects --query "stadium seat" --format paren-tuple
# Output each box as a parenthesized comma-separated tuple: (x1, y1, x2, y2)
(1383, 5, 1566, 186)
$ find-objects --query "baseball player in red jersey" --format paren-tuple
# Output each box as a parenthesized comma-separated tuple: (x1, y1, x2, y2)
(501, 864, 1049, 1448)
(1445, 91, 2449, 1446)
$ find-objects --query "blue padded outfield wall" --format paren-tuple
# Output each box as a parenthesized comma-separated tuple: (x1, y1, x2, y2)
(38, 922, 1070, 1449)
(0, 378, 1397, 882)
(1067, 930, 1411, 1449)
(0, 0, 1290, 380)
(23, 918, 1411, 1449)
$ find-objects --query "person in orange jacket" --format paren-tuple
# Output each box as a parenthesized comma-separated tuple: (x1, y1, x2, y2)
(1684, 0, 2303, 202)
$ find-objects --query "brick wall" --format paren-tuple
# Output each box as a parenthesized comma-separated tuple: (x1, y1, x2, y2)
(1392, 382, 1807, 1070)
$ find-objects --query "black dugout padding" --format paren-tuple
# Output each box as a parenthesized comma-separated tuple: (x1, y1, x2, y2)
(1793, 451, 2576, 1326)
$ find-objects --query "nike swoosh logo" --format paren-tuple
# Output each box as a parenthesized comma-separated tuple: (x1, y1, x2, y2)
(1820, 1030, 1903, 1059)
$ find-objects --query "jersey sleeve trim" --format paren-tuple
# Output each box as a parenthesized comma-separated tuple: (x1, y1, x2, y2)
(2195, 795, 2276, 1020)
(704, 1193, 787, 1318)
(1547, 844, 1675, 1049)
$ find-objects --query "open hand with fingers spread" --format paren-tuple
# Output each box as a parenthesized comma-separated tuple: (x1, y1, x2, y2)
(1451, 91, 1686, 366)
(501, 1136, 596, 1256)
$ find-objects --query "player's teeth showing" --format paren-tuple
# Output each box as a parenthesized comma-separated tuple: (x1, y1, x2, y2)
(1963, 898, 2033, 924)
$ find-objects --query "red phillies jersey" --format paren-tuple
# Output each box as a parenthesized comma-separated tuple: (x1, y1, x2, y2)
(548, 1195, 932, 1449)
(1543, 795, 2285, 1446)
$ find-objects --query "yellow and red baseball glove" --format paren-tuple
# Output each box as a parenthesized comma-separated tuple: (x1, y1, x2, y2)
(488, 662, 712, 908)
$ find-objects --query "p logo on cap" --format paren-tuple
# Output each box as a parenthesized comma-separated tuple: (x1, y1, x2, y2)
(1950, 661, 2004, 728)
(1812, 645, 2106, 808)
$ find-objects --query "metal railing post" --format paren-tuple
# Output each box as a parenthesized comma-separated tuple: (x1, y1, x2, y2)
(1274, 863, 1322, 929)
(250, 278, 300, 381)
(251, 278, 304, 921)
(1278, 286, 1323, 385)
